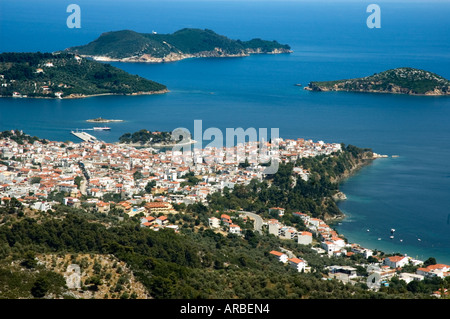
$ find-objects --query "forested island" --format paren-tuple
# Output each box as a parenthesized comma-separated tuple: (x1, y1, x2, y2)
(0, 52, 167, 99)
(65, 28, 292, 63)
(305, 68, 450, 96)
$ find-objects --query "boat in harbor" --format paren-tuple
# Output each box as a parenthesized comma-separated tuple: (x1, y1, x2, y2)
(93, 127, 111, 131)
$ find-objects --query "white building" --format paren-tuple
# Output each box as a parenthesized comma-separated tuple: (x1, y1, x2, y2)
(31, 201, 52, 211)
(297, 231, 313, 245)
(229, 224, 241, 235)
(383, 256, 409, 268)
(279, 226, 297, 240)
(267, 219, 282, 236)
(288, 257, 307, 272)
(208, 217, 220, 229)
(321, 241, 339, 256)
(269, 250, 288, 263)
(399, 273, 424, 284)
(416, 264, 450, 279)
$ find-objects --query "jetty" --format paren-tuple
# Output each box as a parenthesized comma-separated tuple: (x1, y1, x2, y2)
(71, 130, 98, 143)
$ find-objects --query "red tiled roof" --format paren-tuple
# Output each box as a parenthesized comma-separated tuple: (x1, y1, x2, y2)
(269, 251, 284, 257)
(288, 258, 303, 264)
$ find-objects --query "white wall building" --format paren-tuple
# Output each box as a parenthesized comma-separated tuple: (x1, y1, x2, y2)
(297, 231, 313, 245)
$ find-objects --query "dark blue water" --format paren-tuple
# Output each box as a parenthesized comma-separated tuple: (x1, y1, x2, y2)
(1, 0, 450, 263)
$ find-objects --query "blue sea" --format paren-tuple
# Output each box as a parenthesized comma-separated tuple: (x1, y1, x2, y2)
(1, 0, 450, 263)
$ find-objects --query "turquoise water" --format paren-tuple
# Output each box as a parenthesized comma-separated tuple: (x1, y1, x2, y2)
(1, 1, 450, 263)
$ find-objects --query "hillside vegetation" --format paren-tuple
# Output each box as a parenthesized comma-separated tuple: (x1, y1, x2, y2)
(306, 68, 450, 96)
(65, 28, 292, 62)
(0, 52, 167, 98)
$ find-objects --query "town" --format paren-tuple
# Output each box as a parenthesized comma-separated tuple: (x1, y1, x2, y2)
(0, 130, 448, 297)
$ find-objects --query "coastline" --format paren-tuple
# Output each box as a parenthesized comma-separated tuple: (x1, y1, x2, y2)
(80, 48, 293, 64)
(304, 85, 450, 97)
(324, 152, 378, 222)
(0, 89, 169, 100)
(325, 153, 442, 263)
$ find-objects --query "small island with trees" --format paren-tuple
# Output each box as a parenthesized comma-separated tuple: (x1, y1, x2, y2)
(0, 52, 167, 99)
(86, 117, 124, 123)
(64, 28, 292, 63)
(305, 67, 450, 96)
(117, 129, 195, 148)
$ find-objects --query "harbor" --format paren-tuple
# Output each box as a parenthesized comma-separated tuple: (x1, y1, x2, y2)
(71, 130, 99, 143)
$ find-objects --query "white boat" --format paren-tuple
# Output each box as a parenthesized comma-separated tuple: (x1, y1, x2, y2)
(93, 127, 111, 131)
(390, 236, 394, 239)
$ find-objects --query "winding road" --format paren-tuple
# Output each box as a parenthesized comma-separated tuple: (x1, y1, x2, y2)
(239, 211, 264, 234)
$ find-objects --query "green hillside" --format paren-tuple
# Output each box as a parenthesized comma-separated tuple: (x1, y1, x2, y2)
(0, 52, 167, 98)
(307, 68, 450, 96)
(65, 28, 292, 61)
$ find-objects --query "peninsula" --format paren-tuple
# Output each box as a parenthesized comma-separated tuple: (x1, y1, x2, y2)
(0, 52, 167, 99)
(64, 28, 292, 63)
(305, 67, 450, 96)
(117, 129, 195, 148)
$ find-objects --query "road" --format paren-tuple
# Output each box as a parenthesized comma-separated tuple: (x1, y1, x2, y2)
(80, 179, 87, 196)
(239, 211, 264, 234)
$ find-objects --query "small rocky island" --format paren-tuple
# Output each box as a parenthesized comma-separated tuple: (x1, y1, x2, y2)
(0, 52, 167, 99)
(86, 117, 123, 123)
(305, 67, 450, 96)
(65, 28, 292, 63)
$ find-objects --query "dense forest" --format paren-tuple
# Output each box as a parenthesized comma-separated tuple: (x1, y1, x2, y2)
(0, 52, 167, 98)
(0, 204, 447, 299)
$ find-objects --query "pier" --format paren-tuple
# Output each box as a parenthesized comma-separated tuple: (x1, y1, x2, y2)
(71, 130, 98, 143)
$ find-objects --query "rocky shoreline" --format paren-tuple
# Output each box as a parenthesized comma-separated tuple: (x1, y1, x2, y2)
(1, 89, 169, 100)
(304, 84, 450, 96)
(304, 67, 450, 96)
(83, 48, 292, 64)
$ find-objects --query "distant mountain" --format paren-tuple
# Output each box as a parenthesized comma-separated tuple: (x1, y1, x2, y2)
(305, 68, 450, 96)
(0, 52, 167, 99)
(65, 28, 292, 63)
